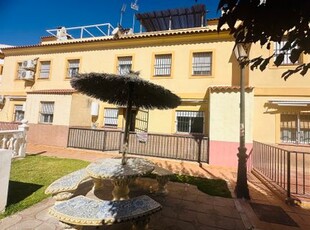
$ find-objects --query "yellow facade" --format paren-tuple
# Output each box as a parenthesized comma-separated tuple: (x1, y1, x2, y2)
(0, 17, 310, 161)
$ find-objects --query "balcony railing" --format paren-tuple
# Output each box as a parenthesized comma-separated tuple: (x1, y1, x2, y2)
(0, 120, 29, 158)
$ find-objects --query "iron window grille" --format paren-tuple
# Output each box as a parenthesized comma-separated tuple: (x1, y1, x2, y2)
(14, 105, 24, 121)
(274, 41, 301, 65)
(104, 108, 118, 127)
(135, 109, 149, 132)
(281, 112, 310, 144)
(192, 52, 212, 75)
(17, 62, 23, 79)
(154, 54, 172, 76)
(176, 111, 204, 134)
(67, 60, 79, 78)
(39, 61, 51, 79)
(39, 102, 54, 124)
(117, 56, 132, 75)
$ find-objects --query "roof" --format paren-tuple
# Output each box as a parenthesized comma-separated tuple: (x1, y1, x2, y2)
(27, 89, 76, 95)
(2, 26, 228, 52)
(136, 4, 207, 32)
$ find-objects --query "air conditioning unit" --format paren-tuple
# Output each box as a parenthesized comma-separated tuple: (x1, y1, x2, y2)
(20, 70, 35, 81)
(22, 59, 37, 70)
(0, 95, 5, 105)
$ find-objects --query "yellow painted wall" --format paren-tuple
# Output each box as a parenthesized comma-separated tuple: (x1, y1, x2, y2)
(2, 27, 310, 147)
(1, 33, 235, 98)
(248, 43, 310, 88)
(253, 95, 310, 144)
(69, 93, 93, 127)
(26, 94, 72, 125)
(0, 99, 25, 122)
(209, 91, 253, 143)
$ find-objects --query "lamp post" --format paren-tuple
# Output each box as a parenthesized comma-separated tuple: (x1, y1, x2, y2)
(233, 43, 250, 199)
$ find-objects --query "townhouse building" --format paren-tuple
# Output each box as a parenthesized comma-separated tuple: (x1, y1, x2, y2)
(1, 4, 309, 167)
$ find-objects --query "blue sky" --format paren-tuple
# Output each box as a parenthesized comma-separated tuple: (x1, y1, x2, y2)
(0, 0, 220, 46)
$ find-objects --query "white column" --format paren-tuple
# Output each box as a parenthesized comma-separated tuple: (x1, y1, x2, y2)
(0, 149, 12, 213)
(18, 119, 29, 158)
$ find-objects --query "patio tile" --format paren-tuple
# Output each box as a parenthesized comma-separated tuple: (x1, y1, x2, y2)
(34, 222, 57, 230)
(161, 206, 178, 218)
(196, 213, 217, 227)
(215, 216, 244, 230)
(177, 209, 199, 223)
(0, 215, 22, 229)
(7, 219, 42, 230)
(0, 143, 306, 230)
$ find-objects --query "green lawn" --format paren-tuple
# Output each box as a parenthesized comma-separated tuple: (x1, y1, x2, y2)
(0, 155, 89, 219)
(1, 155, 232, 220)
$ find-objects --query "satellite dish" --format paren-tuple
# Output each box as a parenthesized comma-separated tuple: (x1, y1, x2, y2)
(112, 27, 120, 35)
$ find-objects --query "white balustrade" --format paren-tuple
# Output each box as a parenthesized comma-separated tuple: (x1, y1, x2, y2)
(0, 120, 29, 158)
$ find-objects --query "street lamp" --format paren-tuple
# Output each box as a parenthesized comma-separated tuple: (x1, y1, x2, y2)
(233, 43, 250, 199)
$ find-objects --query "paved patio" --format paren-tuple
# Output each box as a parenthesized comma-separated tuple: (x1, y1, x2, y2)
(0, 143, 310, 230)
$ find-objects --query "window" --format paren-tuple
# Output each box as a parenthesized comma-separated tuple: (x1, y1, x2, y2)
(39, 61, 51, 79)
(281, 113, 310, 144)
(104, 108, 118, 127)
(274, 41, 300, 65)
(192, 52, 212, 75)
(135, 109, 149, 132)
(14, 105, 24, 121)
(0, 65, 3, 75)
(176, 111, 204, 134)
(17, 62, 23, 79)
(39, 102, 54, 124)
(117, 56, 132, 75)
(67, 59, 79, 78)
(154, 54, 172, 76)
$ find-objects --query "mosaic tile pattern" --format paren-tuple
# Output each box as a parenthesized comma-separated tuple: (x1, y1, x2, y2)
(87, 157, 155, 179)
(49, 195, 162, 225)
(45, 169, 90, 194)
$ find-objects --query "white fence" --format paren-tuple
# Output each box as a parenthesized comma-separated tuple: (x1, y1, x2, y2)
(0, 120, 29, 158)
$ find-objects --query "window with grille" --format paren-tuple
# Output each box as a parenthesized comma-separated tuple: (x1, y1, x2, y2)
(39, 61, 51, 79)
(274, 41, 300, 65)
(104, 108, 118, 127)
(281, 113, 310, 144)
(135, 109, 149, 132)
(117, 56, 132, 75)
(192, 52, 212, 75)
(14, 105, 24, 121)
(17, 62, 23, 79)
(67, 59, 79, 78)
(39, 102, 54, 124)
(154, 54, 172, 76)
(176, 111, 204, 134)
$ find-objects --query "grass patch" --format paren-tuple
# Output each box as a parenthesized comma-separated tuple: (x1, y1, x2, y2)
(1, 155, 231, 220)
(145, 173, 232, 198)
(0, 155, 89, 219)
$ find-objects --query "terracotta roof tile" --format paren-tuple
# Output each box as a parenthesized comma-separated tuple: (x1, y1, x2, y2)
(209, 86, 254, 92)
(2, 27, 229, 51)
(27, 89, 77, 94)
